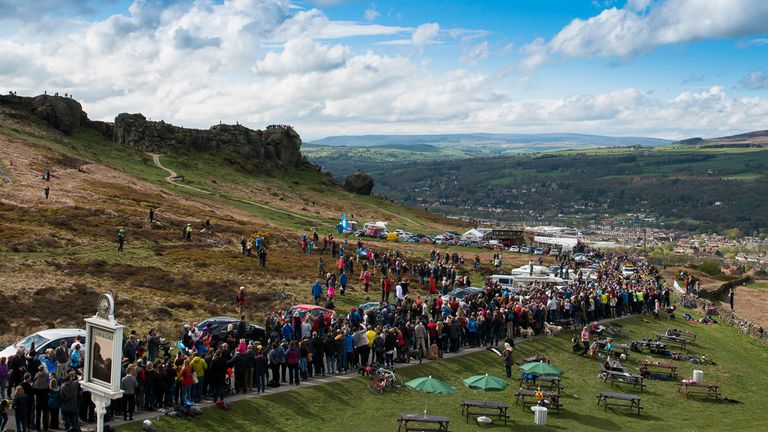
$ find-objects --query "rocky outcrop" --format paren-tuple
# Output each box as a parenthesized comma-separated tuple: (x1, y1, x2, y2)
(344, 171, 374, 195)
(0, 93, 308, 170)
(0, 93, 86, 133)
(113, 113, 304, 169)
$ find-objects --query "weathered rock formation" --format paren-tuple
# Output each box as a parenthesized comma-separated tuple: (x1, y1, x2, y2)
(0, 93, 87, 133)
(344, 170, 374, 195)
(0, 93, 309, 170)
(113, 113, 304, 169)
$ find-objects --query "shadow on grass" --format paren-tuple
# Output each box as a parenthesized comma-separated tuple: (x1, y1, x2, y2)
(557, 412, 620, 430)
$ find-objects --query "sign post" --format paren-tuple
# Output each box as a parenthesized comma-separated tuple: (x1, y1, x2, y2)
(81, 293, 124, 432)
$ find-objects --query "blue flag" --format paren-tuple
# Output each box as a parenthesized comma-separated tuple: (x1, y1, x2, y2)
(340, 214, 350, 231)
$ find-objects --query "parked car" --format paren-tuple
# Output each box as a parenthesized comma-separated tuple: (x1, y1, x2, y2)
(549, 249, 560, 256)
(283, 305, 338, 323)
(358, 301, 387, 313)
(534, 248, 544, 255)
(0, 329, 86, 359)
(353, 229, 365, 237)
(408, 237, 422, 243)
(364, 226, 387, 238)
(419, 237, 433, 244)
(198, 316, 266, 345)
(441, 286, 484, 303)
(519, 246, 530, 253)
(509, 246, 520, 253)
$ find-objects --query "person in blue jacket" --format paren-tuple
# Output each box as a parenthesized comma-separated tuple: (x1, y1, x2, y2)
(311, 280, 323, 305)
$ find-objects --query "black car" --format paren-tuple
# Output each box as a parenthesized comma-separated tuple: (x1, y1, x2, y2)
(198, 316, 266, 346)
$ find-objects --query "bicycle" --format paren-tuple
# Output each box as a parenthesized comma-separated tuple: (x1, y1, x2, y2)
(367, 367, 402, 394)
(603, 325, 629, 339)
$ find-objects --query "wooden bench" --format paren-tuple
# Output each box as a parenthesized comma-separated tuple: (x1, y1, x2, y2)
(639, 360, 678, 379)
(677, 381, 720, 399)
(460, 400, 509, 425)
(596, 392, 644, 414)
(601, 368, 646, 391)
(515, 389, 562, 412)
(397, 414, 452, 432)
(656, 334, 688, 349)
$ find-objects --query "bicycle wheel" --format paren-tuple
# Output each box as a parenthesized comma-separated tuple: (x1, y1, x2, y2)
(391, 375, 403, 392)
(368, 378, 385, 395)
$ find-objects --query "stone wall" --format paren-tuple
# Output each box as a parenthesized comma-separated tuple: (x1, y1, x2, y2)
(725, 312, 768, 345)
(113, 113, 304, 169)
(681, 279, 768, 346)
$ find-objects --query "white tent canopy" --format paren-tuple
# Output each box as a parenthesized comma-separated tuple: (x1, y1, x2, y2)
(461, 228, 487, 242)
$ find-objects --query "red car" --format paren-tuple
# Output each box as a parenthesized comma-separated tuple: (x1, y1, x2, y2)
(283, 304, 338, 323)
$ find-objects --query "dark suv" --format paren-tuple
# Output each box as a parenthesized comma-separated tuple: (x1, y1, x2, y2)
(197, 316, 266, 346)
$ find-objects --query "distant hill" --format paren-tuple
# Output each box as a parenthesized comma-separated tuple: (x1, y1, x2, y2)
(307, 133, 672, 179)
(674, 130, 768, 147)
(311, 133, 671, 148)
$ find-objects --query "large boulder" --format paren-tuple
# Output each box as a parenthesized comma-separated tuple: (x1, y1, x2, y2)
(30, 95, 86, 133)
(344, 171, 374, 195)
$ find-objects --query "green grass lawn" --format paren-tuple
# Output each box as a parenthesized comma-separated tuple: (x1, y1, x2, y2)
(121, 313, 768, 432)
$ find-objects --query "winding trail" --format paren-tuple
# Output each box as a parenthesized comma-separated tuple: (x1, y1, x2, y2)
(148, 153, 321, 223)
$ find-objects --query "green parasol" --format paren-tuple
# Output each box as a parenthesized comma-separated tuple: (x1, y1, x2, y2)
(519, 362, 563, 377)
(463, 374, 508, 391)
(405, 376, 456, 394)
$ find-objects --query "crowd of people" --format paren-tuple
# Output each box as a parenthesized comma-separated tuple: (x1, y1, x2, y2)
(1, 341, 88, 432)
(0, 224, 670, 431)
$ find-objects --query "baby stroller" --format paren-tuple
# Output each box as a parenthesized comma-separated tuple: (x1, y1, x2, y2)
(665, 305, 676, 320)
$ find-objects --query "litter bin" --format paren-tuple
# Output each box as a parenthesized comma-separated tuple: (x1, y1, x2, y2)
(531, 406, 548, 426)
(693, 370, 703, 382)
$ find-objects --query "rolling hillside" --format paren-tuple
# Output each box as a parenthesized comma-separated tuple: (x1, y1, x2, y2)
(367, 144, 768, 234)
(306, 133, 671, 179)
(0, 98, 467, 344)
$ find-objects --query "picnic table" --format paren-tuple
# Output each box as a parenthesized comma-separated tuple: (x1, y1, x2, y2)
(515, 389, 562, 412)
(639, 360, 678, 379)
(596, 392, 644, 414)
(601, 367, 647, 391)
(397, 414, 452, 432)
(519, 375, 563, 394)
(677, 381, 720, 399)
(656, 334, 688, 349)
(666, 328, 696, 344)
(460, 400, 510, 425)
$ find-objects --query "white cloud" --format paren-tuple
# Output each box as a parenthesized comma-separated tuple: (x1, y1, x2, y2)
(364, 6, 380, 22)
(254, 38, 351, 75)
(522, 0, 768, 70)
(3, 0, 768, 141)
(461, 41, 488, 65)
(737, 37, 768, 48)
(272, 9, 409, 41)
(412, 22, 440, 47)
(741, 71, 768, 90)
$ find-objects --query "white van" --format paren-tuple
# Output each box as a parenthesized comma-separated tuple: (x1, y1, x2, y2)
(489, 274, 514, 289)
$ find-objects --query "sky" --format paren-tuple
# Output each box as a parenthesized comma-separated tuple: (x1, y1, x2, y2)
(1, 0, 768, 140)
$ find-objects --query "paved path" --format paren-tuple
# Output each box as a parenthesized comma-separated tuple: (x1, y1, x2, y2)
(148, 152, 321, 224)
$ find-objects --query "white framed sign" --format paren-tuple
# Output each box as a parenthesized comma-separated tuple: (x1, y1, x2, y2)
(81, 293, 124, 398)
(81, 293, 124, 432)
